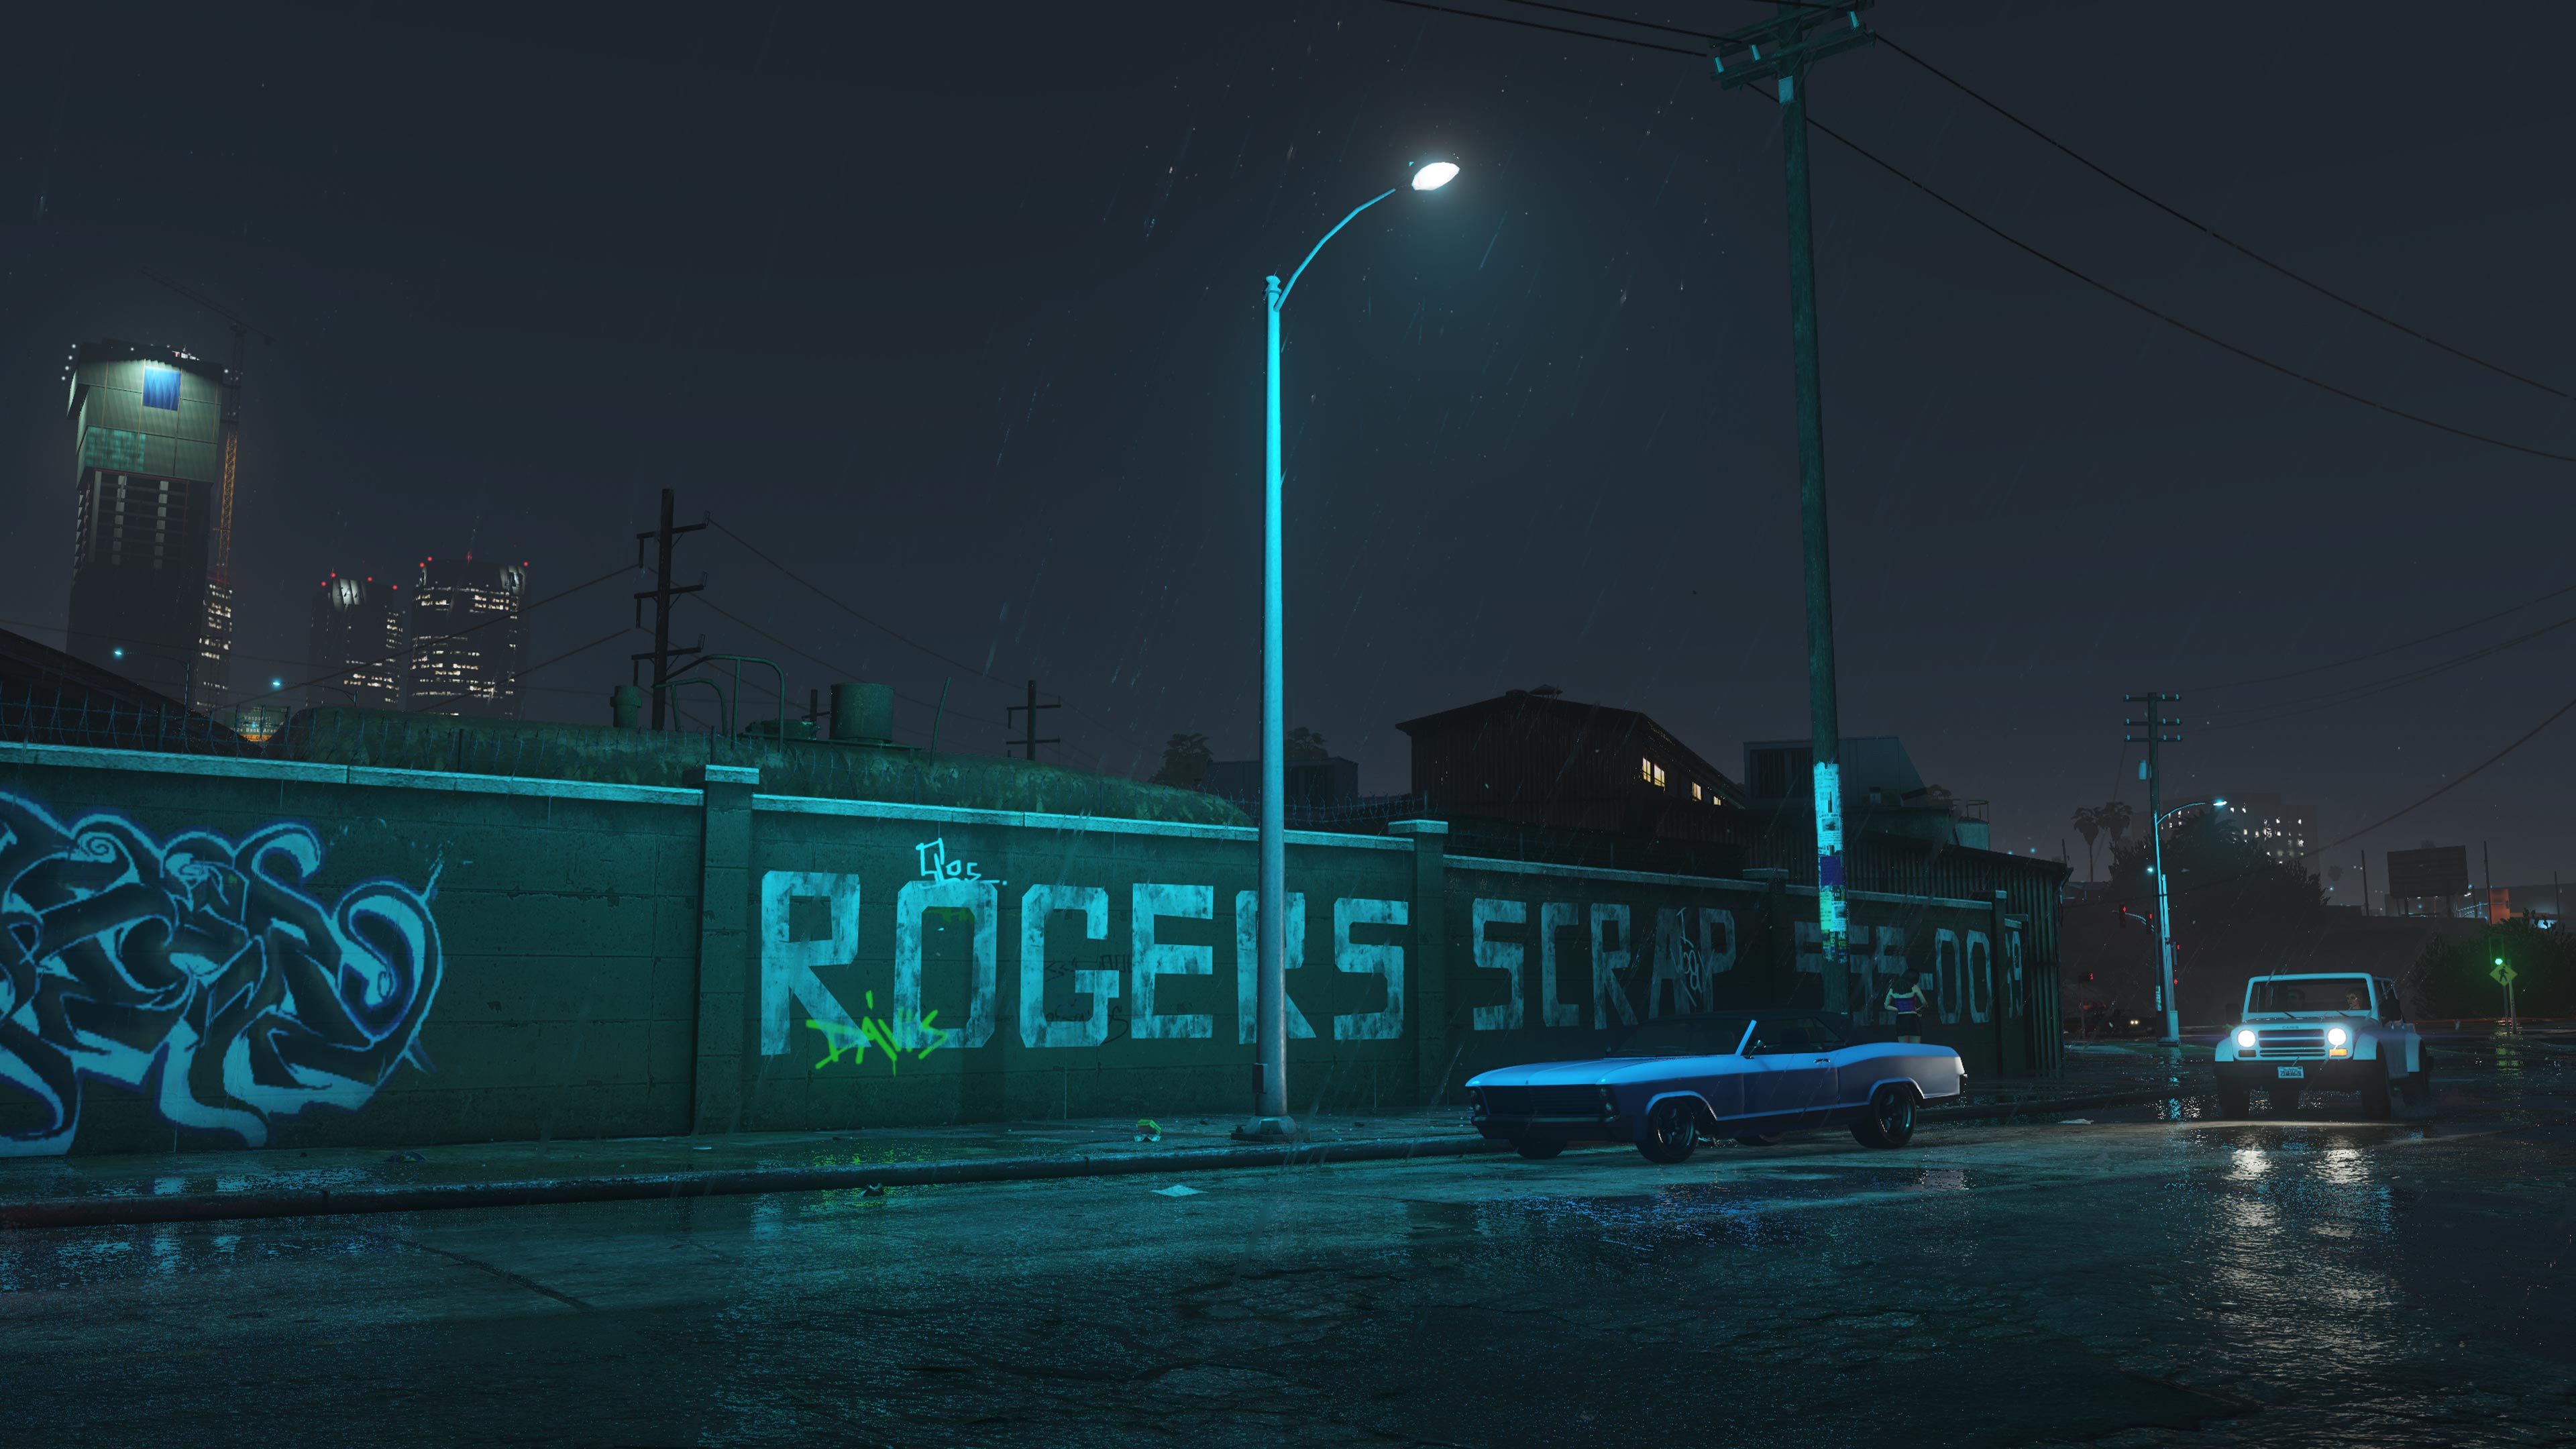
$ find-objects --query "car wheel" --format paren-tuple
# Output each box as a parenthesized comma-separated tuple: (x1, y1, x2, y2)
(1513, 1137, 1566, 1160)
(2216, 1082, 2250, 1119)
(2361, 1069, 2394, 1121)
(1849, 1084, 1917, 1149)
(1734, 1134, 1784, 1148)
(1637, 1099, 1702, 1164)
(2271, 1085, 2300, 1113)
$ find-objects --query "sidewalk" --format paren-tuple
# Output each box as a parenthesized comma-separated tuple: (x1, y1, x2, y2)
(0, 1110, 1479, 1218)
(0, 1066, 2202, 1230)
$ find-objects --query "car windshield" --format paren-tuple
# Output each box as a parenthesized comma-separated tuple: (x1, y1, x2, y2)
(1607, 1014, 1753, 1058)
(2247, 977, 2374, 1014)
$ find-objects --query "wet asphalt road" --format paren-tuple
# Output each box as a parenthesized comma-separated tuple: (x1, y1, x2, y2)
(4, 1046, 2571, 1449)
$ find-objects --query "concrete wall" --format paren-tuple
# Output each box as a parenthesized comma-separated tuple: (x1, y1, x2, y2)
(0, 743, 2055, 1157)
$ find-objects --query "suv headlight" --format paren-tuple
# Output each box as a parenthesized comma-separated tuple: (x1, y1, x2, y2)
(2235, 1029, 2257, 1050)
(2326, 1026, 2349, 1046)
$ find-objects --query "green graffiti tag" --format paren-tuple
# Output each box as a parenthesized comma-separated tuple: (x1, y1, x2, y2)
(806, 991, 947, 1074)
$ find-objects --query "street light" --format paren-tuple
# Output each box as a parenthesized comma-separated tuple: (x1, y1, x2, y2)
(2149, 796, 2224, 1044)
(1242, 159, 1458, 1143)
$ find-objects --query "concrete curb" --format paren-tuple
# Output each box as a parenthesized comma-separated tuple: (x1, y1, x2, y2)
(0, 1134, 1517, 1231)
(0, 1089, 2215, 1232)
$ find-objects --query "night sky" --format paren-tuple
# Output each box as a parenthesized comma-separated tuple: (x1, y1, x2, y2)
(4, 1, 2569, 899)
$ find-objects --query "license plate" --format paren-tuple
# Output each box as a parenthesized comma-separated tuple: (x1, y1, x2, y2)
(2275, 1066, 2306, 1079)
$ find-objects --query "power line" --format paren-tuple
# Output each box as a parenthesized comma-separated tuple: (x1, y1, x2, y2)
(1873, 35, 2575, 405)
(2309, 689, 2576, 856)
(2193, 580, 2576, 692)
(706, 520, 1015, 692)
(2200, 608, 2576, 732)
(1390, 0, 2576, 461)
(1805, 117, 2576, 466)
(1381, 0, 1701, 54)
(706, 517, 1158, 755)
(688, 593, 1008, 729)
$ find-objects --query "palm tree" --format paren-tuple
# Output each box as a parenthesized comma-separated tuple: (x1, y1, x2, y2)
(2100, 800, 2135, 850)
(2073, 807, 2104, 882)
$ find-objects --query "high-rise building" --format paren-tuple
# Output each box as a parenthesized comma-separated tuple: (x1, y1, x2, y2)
(307, 574, 409, 708)
(405, 556, 528, 718)
(61, 339, 230, 706)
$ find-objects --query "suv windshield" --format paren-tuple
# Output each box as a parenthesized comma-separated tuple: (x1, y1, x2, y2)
(2246, 976, 2374, 1015)
(1607, 1015, 1754, 1057)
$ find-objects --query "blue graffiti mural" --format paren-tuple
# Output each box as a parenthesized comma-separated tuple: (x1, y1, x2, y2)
(0, 792, 441, 1155)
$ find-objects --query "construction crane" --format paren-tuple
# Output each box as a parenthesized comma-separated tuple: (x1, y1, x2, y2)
(141, 268, 276, 708)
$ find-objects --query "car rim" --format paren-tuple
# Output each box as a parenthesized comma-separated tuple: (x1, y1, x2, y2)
(1660, 1107, 1693, 1148)
(1878, 1095, 1909, 1132)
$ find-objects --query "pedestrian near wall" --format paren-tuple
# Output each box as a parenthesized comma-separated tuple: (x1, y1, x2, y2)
(1884, 969, 1931, 1044)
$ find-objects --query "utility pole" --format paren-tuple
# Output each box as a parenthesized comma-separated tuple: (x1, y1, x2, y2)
(1714, 3, 1876, 1012)
(1006, 680, 1059, 761)
(2124, 692, 2184, 1044)
(2482, 840, 2494, 922)
(631, 488, 706, 730)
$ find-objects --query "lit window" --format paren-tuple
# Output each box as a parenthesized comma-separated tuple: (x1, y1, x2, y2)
(1691, 782, 1704, 802)
(1641, 757, 1654, 784)
(143, 365, 180, 410)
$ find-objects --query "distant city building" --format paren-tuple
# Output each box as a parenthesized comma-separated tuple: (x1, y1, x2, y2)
(405, 557, 528, 718)
(2176, 792, 2312, 866)
(60, 339, 231, 706)
(307, 574, 409, 708)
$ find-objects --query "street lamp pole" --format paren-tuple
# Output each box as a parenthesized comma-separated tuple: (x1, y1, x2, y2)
(1244, 162, 1458, 1141)
(2149, 794, 2224, 1046)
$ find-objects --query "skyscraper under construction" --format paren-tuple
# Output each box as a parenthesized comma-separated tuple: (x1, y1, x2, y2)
(405, 556, 529, 718)
(60, 339, 233, 706)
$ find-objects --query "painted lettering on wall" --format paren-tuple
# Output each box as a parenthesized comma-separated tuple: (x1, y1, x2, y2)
(0, 791, 442, 1155)
(757, 867, 1397, 1055)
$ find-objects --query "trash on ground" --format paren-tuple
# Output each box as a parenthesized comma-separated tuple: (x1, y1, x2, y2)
(859, 1184, 887, 1197)
(1135, 1118, 1162, 1142)
(2056, 1118, 2094, 1125)
(382, 1150, 426, 1163)
(1151, 1185, 1201, 1197)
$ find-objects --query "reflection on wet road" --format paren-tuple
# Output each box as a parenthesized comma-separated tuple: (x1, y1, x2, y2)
(3, 1052, 2570, 1448)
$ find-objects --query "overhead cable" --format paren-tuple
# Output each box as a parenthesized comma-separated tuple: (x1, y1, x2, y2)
(2193, 579, 2576, 693)
(1874, 35, 2575, 404)
(1806, 118, 2576, 466)
(2308, 690, 2576, 855)
(1387, 0, 2576, 462)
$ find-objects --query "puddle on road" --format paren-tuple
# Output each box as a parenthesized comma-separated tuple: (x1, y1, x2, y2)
(1402, 1164, 1985, 1254)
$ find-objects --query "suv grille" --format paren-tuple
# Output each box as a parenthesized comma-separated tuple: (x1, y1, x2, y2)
(1481, 1085, 1607, 1116)
(2252, 1027, 2327, 1059)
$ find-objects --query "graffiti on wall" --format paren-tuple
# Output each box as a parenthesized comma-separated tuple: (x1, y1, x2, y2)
(757, 870, 1410, 1061)
(1470, 899, 1738, 1030)
(0, 792, 442, 1155)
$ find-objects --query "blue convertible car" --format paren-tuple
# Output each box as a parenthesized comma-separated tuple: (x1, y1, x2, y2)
(1466, 1011, 1965, 1163)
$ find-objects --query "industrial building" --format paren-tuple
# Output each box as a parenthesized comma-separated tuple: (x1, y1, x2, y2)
(60, 339, 233, 706)
(404, 556, 529, 718)
(1397, 688, 1747, 841)
(306, 574, 409, 708)
(1741, 735, 1990, 849)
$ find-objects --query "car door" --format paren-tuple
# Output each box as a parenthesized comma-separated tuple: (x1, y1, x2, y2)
(1739, 1018, 1833, 1126)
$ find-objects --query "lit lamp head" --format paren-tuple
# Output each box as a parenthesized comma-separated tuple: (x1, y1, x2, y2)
(1411, 161, 1460, 191)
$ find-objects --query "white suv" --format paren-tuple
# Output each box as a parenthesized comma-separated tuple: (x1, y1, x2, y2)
(2213, 972, 2428, 1120)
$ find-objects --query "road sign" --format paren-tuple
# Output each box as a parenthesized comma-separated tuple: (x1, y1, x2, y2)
(2491, 963, 2518, 986)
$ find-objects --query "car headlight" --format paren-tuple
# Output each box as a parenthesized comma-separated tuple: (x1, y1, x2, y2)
(2326, 1026, 2349, 1046)
(2236, 1029, 2257, 1050)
